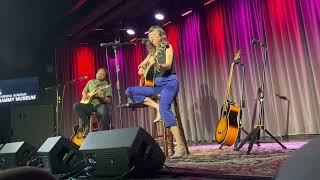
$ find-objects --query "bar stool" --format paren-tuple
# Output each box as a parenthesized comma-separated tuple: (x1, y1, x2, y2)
(89, 112, 100, 132)
(151, 95, 189, 158)
(120, 95, 189, 158)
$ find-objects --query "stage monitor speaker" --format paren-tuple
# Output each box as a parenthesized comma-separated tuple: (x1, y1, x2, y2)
(275, 137, 320, 180)
(0, 141, 36, 169)
(37, 136, 85, 174)
(79, 127, 165, 177)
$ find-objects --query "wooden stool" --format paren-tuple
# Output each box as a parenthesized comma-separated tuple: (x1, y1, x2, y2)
(89, 112, 100, 132)
(151, 96, 189, 158)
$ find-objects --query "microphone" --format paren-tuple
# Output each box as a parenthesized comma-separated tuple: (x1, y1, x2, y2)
(79, 76, 88, 81)
(100, 40, 120, 47)
(136, 38, 149, 44)
(100, 42, 115, 47)
(45, 76, 88, 90)
(251, 39, 265, 46)
(72, 76, 88, 83)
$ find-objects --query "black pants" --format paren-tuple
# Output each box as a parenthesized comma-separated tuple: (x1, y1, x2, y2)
(73, 102, 112, 136)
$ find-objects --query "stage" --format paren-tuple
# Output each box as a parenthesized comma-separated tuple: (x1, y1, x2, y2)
(0, 0, 319, 179)
(157, 140, 308, 179)
(0, 137, 313, 180)
(70, 139, 309, 179)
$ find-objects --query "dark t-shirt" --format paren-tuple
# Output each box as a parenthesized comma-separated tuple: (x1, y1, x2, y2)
(156, 50, 176, 77)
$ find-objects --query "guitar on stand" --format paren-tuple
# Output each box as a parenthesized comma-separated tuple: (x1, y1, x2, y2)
(215, 50, 241, 147)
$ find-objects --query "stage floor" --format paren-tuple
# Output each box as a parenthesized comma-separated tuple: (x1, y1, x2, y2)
(158, 140, 309, 180)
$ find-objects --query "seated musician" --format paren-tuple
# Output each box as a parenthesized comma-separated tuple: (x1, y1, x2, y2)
(125, 26, 186, 158)
(73, 68, 112, 137)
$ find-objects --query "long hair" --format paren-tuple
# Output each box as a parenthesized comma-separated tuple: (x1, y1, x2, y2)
(146, 26, 168, 56)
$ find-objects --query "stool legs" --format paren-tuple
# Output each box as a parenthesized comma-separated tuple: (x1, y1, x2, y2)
(151, 97, 189, 158)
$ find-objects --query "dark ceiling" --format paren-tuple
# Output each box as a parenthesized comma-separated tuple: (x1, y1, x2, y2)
(0, 0, 212, 79)
(57, 0, 208, 44)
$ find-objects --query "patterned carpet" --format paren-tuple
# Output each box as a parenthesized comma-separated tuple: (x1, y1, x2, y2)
(163, 141, 308, 179)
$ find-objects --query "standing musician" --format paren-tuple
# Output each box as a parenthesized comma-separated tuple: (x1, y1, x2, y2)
(73, 68, 112, 137)
(125, 26, 187, 158)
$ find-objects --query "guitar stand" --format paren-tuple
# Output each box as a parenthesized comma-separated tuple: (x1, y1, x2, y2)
(218, 63, 251, 150)
(233, 63, 250, 150)
(234, 40, 286, 154)
(234, 91, 287, 154)
(233, 121, 250, 150)
(235, 124, 286, 154)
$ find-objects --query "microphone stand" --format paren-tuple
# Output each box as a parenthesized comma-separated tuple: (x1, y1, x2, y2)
(45, 77, 87, 136)
(100, 40, 136, 128)
(235, 41, 286, 154)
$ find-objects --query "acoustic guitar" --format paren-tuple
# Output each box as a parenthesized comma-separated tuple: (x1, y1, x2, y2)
(142, 41, 168, 87)
(70, 124, 84, 146)
(215, 50, 241, 146)
(80, 84, 111, 104)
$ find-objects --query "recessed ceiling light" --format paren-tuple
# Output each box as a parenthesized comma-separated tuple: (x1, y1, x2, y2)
(126, 29, 135, 35)
(155, 13, 164, 20)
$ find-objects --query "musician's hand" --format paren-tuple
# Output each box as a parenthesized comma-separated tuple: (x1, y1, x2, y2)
(88, 91, 95, 97)
(97, 91, 105, 99)
(138, 67, 144, 75)
(104, 96, 112, 104)
(154, 61, 161, 70)
(82, 94, 90, 100)
(149, 57, 156, 65)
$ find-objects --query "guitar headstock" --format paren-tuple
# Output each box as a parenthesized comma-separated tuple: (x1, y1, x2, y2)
(159, 41, 169, 53)
(233, 50, 241, 63)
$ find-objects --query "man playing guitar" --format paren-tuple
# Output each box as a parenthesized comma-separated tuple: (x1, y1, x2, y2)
(73, 68, 112, 137)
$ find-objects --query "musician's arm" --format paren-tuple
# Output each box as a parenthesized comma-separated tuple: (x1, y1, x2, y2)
(98, 85, 112, 104)
(138, 54, 151, 69)
(159, 45, 173, 70)
(101, 96, 112, 104)
(82, 81, 91, 100)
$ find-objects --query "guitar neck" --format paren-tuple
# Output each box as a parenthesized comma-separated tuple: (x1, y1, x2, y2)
(224, 62, 236, 102)
(223, 50, 241, 104)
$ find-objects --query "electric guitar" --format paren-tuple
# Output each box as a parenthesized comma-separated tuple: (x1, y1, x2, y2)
(80, 84, 111, 104)
(70, 124, 84, 146)
(142, 41, 168, 87)
(215, 50, 241, 146)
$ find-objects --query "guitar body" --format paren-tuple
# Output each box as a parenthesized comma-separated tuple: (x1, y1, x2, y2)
(70, 124, 85, 146)
(141, 41, 168, 87)
(215, 102, 240, 145)
(80, 84, 111, 104)
(144, 63, 156, 87)
(80, 97, 92, 104)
